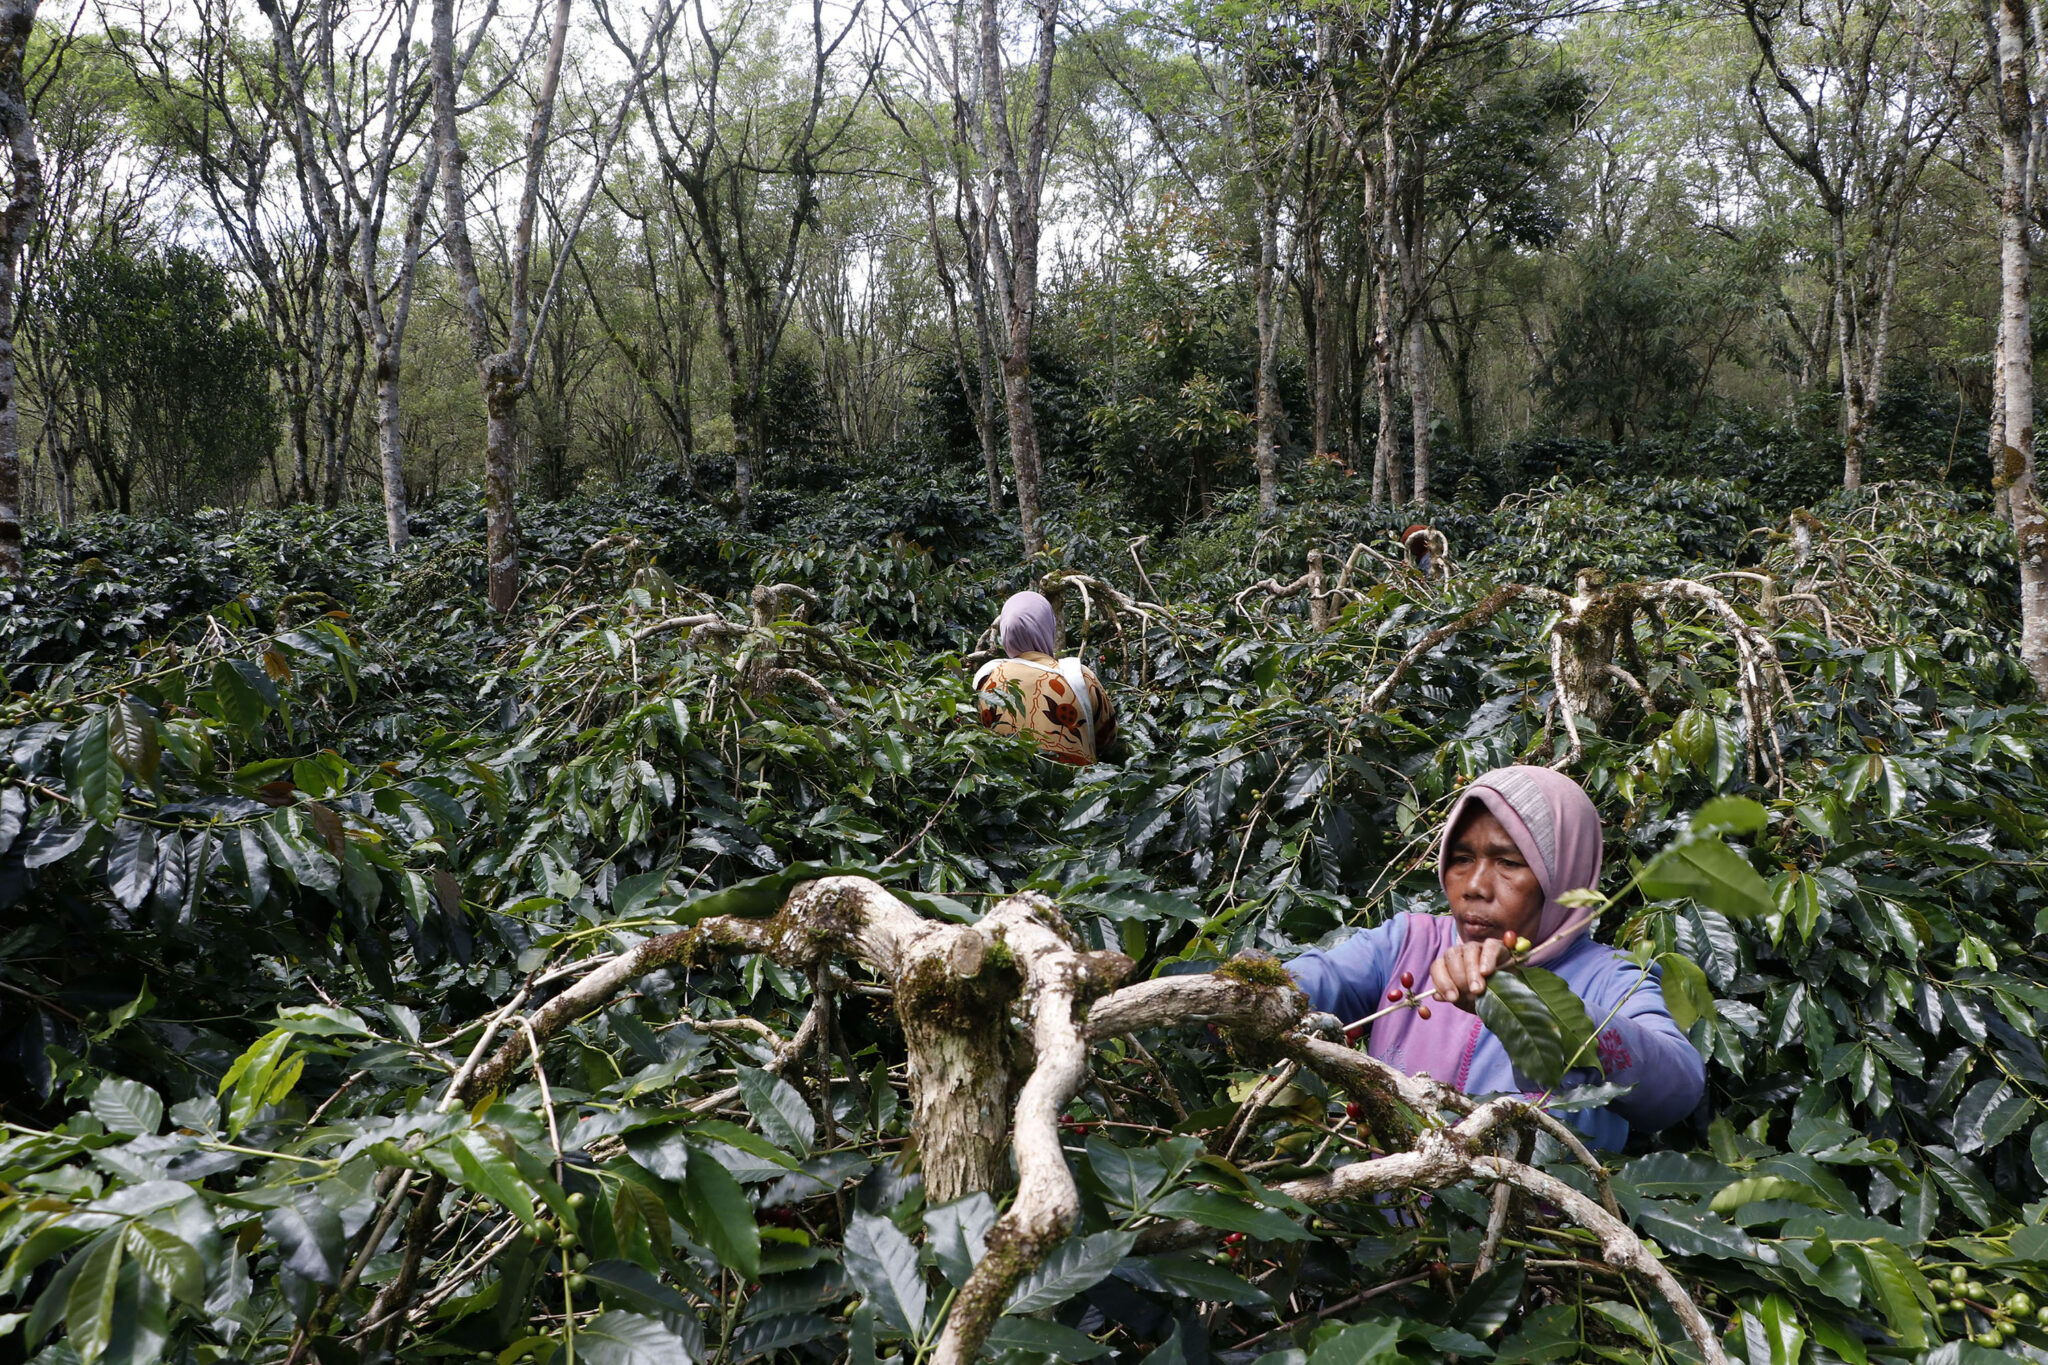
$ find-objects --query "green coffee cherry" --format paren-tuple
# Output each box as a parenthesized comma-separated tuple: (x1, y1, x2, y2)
(567, 1192, 588, 1210)
(1968, 1281, 1988, 1300)
(572, 1252, 590, 1271)
(557, 1227, 579, 1248)
(1952, 1266, 1971, 1285)
(567, 1272, 587, 1292)
(2008, 1291, 2035, 1317)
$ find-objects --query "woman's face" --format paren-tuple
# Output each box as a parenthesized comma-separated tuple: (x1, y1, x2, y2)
(1442, 808, 1545, 945)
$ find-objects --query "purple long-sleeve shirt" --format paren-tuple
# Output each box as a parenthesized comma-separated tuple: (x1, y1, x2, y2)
(1289, 916, 1705, 1150)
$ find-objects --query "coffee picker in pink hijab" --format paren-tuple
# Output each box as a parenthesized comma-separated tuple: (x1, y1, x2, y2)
(1289, 766, 1704, 1150)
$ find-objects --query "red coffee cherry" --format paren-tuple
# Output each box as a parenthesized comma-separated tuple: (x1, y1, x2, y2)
(1417, 1004, 1432, 1020)
(1387, 988, 1404, 1002)
(1400, 971, 1414, 989)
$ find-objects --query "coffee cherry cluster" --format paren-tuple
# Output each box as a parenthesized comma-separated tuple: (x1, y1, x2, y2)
(1937, 1264, 2047, 1348)
(1222, 1231, 1247, 1263)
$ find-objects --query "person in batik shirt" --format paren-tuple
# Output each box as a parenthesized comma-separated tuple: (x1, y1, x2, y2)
(972, 591, 1116, 765)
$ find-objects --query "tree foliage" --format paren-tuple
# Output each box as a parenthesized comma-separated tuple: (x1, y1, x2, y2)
(46, 246, 279, 516)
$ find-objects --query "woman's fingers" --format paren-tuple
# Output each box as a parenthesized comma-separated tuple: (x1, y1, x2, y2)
(1429, 936, 1520, 1010)
(1430, 954, 1462, 1008)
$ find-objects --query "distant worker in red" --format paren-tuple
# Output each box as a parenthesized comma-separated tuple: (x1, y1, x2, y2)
(973, 591, 1116, 765)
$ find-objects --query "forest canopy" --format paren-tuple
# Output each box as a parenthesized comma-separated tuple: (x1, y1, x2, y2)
(7, 0, 2048, 1363)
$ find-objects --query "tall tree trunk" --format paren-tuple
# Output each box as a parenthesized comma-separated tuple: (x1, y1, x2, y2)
(1252, 180, 1284, 520)
(1407, 311, 1431, 504)
(1991, 328, 2009, 522)
(431, 0, 575, 612)
(375, 356, 409, 548)
(53, 443, 72, 525)
(290, 395, 313, 503)
(482, 363, 522, 607)
(1996, 0, 2048, 696)
(1308, 232, 1334, 460)
(1832, 218, 1866, 490)
(1372, 258, 1402, 504)
(979, 0, 1056, 558)
(1000, 346, 1043, 551)
(979, 378, 1002, 512)
(0, 0, 39, 578)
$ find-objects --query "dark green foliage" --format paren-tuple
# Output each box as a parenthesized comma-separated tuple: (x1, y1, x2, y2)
(2, 470, 2046, 1363)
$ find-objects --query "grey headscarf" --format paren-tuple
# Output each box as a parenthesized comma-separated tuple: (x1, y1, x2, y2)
(998, 591, 1058, 657)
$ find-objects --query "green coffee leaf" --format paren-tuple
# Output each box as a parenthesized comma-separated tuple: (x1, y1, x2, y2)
(105, 819, 157, 911)
(737, 1065, 815, 1157)
(581, 1259, 692, 1318)
(1518, 967, 1601, 1075)
(1004, 1229, 1137, 1315)
(924, 1193, 996, 1287)
(987, 1317, 1110, 1360)
(842, 1209, 926, 1336)
(1475, 971, 1569, 1089)
(1710, 1177, 1829, 1214)
(62, 712, 123, 826)
(1691, 796, 1767, 836)
(64, 1234, 123, 1365)
(577, 1309, 699, 1365)
(679, 1144, 759, 1279)
(1307, 1319, 1401, 1365)
(1640, 837, 1774, 919)
(1147, 1190, 1314, 1241)
(263, 1194, 344, 1287)
(89, 1078, 162, 1137)
(123, 1223, 203, 1306)
(1656, 952, 1716, 1031)
(1454, 1259, 1525, 1337)
(1854, 1241, 1928, 1349)
(105, 700, 160, 785)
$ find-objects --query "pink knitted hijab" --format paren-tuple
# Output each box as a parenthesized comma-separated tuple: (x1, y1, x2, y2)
(1437, 766, 1603, 966)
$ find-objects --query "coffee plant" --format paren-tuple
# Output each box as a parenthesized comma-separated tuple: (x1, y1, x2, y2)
(3, 474, 2046, 1365)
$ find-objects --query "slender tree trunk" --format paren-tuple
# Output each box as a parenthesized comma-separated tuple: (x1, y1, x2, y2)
(290, 395, 313, 503)
(1996, 0, 2048, 695)
(54, 444, 72, 524)
(1991, 329, 2009, 522)
(0, 0, 39, 577)
(1407, 311, 1431, 504)
(376, 355, 409, 548)
(320, 366, 345, 509)
(1252, 181, 1284, 520)
(1832, 217, 1866, 490)
(979, 379, 1002, 512)
(1309, 233, 1334, 459)
(1373, 260, 1402, 504)
(431, 0, 574, 611)
(1001, 347, 1043, 551)
(979, 0, 1056, 558)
